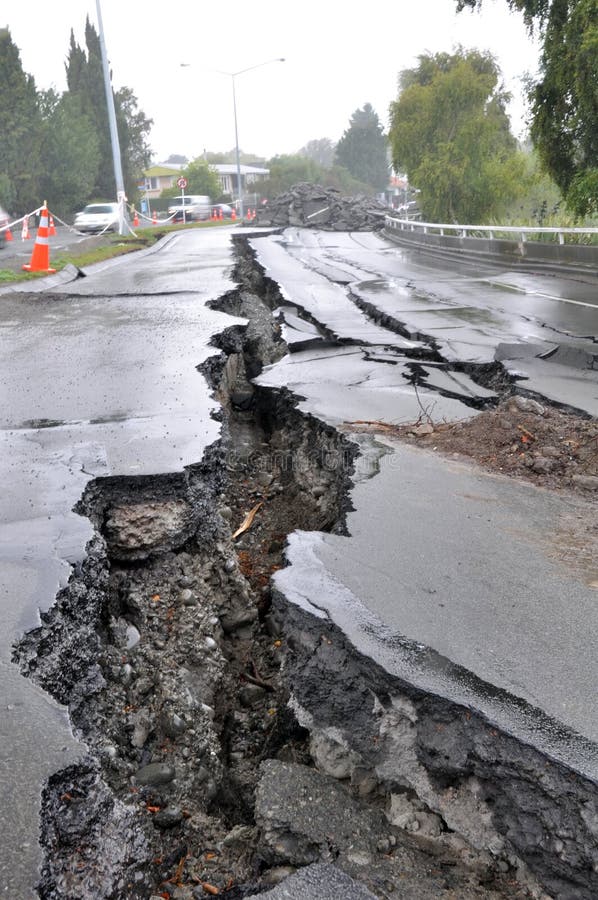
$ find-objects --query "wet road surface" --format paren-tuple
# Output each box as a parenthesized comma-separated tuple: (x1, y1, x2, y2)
(2, 224, 598, 893)
(0, 227, 241, 895)
(251, 229, 598, 774)
(256, 230, 598, 414)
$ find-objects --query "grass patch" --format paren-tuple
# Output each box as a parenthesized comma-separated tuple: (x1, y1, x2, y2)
(0, 269, 24, 283)
(51, 237, 150, 270)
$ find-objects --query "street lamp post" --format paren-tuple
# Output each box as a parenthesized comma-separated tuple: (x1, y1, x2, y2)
(96, 0, 127, 235)
(181, 58, 284, 221)
(228, 59, 285, 221)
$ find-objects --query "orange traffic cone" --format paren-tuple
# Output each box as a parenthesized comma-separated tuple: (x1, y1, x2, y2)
(22, 207, 56, 273)
(219, 208, 223, 220)
(5, 224, 13, 242)
(231, 208, 236, 221)
(21, 217, 31, 240)
(133, 209, 139, 227)
(211, 208, 217, 221)
(152, 210, 158, 225)
(48, 214, 56, 236)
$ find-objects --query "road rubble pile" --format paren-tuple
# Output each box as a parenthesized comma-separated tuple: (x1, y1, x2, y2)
(12, 233, 598, 899)
(371, 394, 598, 495)
(253, 183, 391, 231)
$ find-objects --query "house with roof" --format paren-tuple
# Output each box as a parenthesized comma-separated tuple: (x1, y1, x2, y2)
(140, 162, 270, 201)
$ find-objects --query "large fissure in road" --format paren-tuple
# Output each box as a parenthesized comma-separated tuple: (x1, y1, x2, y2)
(12, 235, 598, 899)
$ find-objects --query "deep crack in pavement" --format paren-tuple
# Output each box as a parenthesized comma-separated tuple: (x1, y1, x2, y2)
(7, 228, 598, 898)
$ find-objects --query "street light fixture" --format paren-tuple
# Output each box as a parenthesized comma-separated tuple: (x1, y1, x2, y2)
(181, 58, 285, 221)
(96, 0, 127, 235)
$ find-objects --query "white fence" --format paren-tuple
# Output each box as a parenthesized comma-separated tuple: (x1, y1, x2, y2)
(384, 217, 598, 246)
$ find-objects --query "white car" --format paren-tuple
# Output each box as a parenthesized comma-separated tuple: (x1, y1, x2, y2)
(74, 202, 120, 233)
(167, 195, 212, 222)
(0, 204, 9, 248)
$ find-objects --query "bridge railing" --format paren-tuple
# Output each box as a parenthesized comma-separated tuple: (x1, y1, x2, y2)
(384, 217, 598, 246)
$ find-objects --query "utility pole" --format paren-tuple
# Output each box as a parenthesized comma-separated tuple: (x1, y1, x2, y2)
(96, 0, 127, 235)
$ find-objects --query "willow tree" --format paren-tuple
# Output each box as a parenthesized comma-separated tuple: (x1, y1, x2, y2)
(388, 49, 524, 222)
(457, 0, 598, 217)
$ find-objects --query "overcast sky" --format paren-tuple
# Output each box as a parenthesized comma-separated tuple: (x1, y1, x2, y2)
(6, 0, 539, 164)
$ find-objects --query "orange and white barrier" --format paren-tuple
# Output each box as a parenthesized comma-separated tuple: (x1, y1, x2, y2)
(22, 206, 56, 274)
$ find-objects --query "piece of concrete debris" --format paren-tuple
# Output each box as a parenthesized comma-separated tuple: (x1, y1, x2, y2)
(510, 396, 546, 416)
(409, 422, 435, 436)
(254, 182, 392, 232)
(255, 759, 386, 868)
(247, 862, 378, 899)
(104, 499, 195, 560)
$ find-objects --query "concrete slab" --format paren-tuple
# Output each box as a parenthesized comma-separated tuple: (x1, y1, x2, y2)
(249, 863, 377, 899)
(275, 440, 598, 780)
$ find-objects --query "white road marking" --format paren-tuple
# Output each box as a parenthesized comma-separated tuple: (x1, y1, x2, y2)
(484, 279, 598, 310)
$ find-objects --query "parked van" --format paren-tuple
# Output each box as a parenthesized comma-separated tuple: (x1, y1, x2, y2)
(167, 195, 212, 222)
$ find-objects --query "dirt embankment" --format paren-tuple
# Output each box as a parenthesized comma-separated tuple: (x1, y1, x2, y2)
(351, 393, 598, 496)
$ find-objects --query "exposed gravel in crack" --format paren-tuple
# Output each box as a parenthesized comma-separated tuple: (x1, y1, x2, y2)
(12, 231, 593, 899)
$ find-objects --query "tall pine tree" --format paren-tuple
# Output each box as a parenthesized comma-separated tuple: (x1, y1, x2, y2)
(38, 89, 101, 217)
(335, 104, 389, 192)
(0, 28, 43, 212)
(65, 18, 152, 201)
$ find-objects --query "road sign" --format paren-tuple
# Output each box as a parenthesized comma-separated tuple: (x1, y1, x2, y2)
(177, 177, 188, 189)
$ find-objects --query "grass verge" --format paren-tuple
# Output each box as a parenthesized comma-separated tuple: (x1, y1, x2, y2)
(0, 220, 234, 284)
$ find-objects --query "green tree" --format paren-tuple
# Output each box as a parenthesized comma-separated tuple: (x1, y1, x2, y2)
(388, 49, 524, 222)
(257, 155, 370, 199)
(115, 85, 153, 201)
(160, 157, 222, 199)
(204, 150, 267, 166)
(65, 18, 152, 202)
(456, 0, 598, 217)
(37, 90, 101, 217)
(298, 138, 336, 169)
(0, 28, 43, 213)
(335, 104, 389, 191)
(513, 140, 563, 224)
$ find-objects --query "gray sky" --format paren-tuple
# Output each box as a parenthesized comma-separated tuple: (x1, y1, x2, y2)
(6, 0, 539, 163)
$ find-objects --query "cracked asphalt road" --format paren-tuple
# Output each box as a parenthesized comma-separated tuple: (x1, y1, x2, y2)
(255, 228, 598, 760)
(0, 228, 242, 895)
(2, 223, 598, 897)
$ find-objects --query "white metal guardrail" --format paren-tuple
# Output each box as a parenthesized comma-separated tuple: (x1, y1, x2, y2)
(384, 216, 598, 246)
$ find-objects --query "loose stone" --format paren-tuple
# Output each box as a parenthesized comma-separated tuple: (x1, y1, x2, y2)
(134, 762, 176, 785)
(571, 474, 598, 489)
(153, 806, 183, 829)
(178, 575, 194, 588)
(220, 607, 258, 634)
(160, 711, 186, 738)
